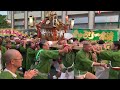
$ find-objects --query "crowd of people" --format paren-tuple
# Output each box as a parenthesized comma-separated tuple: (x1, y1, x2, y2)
(0, 34, 120, 79)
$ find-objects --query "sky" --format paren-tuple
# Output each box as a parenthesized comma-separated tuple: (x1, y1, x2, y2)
(0, 11, 7, 15)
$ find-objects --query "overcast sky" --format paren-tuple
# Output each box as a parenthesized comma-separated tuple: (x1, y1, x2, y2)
(0, 11, 7, 15)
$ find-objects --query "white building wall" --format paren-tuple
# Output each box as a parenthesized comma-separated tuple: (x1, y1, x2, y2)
(28, 11, 41, 17)
(7, 11, 119, 30)
(14, 13, 24, 19)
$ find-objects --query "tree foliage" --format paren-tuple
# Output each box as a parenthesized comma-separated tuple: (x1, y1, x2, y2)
(0, 14, 11, 28)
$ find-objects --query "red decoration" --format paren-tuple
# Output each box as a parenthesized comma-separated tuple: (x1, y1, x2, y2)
(36, 24, 41, 38)
(52, 28, 57, 41)
(97, 11, 101, 14)
(66, 16, 69, 22)
(63, 44, 69, 48)
(64, 25, 68, 33)
(35, 12, 70, 41)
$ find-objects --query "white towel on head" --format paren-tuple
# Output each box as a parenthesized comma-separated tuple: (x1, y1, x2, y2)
(47, 41, 53, 46)
(14, 37, 20, 40)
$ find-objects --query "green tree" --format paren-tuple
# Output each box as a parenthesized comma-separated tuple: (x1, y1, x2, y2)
(0, 14, 11, 28)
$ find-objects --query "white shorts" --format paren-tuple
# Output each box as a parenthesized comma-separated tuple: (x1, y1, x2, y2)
(58, 70, 74, 79)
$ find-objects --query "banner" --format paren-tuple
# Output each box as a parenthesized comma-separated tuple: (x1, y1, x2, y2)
(71, 29, 119, 41)
(0, 29, 27, 36)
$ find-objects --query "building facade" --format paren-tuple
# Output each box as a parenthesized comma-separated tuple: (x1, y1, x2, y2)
(7, 11, 120, 30)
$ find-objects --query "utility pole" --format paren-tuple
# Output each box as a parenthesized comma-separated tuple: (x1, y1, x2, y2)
(118, 11, 120, 28)
(11, 11, 14, 29)
(24, 11, 28, 29)
(88, 11, 95, 29)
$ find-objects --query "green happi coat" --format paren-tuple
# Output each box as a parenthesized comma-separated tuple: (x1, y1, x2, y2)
(98, 50, 120, 67)
(11, 43, 16, 49)
(60, 51, 75, 69)
(26, 48, 38, 70)
(98, 50, 120, 79)
(1, 46, 7, 69)
(33, 49, 60, 79)
(74, 49, 94, 76)
(19, 46, 27, 69)
(0, 71, 23, 79)
(2, 41, 7, 46)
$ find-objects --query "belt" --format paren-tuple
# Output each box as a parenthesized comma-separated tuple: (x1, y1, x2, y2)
(62, 63, 74, 73)
(62, 67, 74, 73)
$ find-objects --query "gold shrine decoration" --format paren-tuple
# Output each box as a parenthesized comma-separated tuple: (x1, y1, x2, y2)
(36, 11, 70, 41)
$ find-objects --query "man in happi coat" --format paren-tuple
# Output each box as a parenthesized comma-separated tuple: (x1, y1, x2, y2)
(97, 41, 120, 79)
(0, 49, 38, 79)
(74, 41, 108, 79)
(26, 40, 39, 70)
(33, 41, 69, 79)
(56, 39, 75, 79)
(0, 38, 7, 70)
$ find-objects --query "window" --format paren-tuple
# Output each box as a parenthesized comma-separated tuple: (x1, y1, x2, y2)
(95, 15, 118, 23)
(14, 11, 24, 14)
(8, 11, 11, 15)
(21, 11, 25, 13)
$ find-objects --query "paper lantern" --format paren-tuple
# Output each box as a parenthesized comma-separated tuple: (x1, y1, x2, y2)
(29, 15, 34, 26)
(70, 19, 74, 29)
(64, 33, 73, 40)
